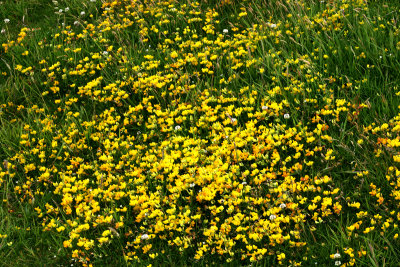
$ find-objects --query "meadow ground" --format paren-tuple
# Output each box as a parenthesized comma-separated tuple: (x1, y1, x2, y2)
(1, 0, 400, 266)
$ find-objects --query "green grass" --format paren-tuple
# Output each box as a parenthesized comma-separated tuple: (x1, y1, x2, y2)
(1, 0, 400, 266)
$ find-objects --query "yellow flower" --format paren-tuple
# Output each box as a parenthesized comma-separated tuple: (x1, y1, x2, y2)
(63, 240, 72, 248)
(277, 253, 285, 261)
(170, 51, 178, 59)
(98, 237, 109, 244)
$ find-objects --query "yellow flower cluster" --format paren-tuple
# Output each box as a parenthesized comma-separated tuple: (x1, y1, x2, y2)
(1, 0, 399, 265)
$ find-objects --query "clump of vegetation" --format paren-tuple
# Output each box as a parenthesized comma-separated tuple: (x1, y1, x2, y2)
(1, 0, 400, 266)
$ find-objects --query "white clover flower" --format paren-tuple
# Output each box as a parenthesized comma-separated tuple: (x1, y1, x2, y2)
(242, 181, 247, 185)
(223, 29, 229, 34)
(189, 183, 195, 188)
(4, 18, 10, 23)
(58, 9, 63, 13)
(230, 118, 237, 123)
(65, 7, 70, 12)
(102, 51, 108, 55)
(141, 234, 149, 240)
(1, 28, 5, 34)
(80, 11, 85, 16)
(335, 261, 341, 266)
(74, 21, 79, 26)
(269, 23, 277, 28)
(279, 203, 286, 209)
(90, 0, 96, 2)
(284, 113, 290, 119)
(269, 214, 277, 221)
(333, 253, 341, 259)
(262, 105, 268, 110)
(174, 125, 181, 131)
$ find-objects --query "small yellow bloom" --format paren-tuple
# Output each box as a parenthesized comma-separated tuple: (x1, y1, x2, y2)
(170, 51, 178, 59)
(277, 252, 285, 261)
